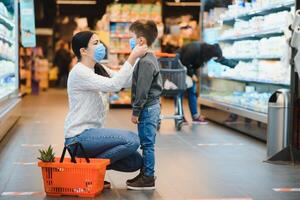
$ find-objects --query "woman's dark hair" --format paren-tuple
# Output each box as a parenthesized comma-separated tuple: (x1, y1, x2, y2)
(71, 31, 94, 60)
(94, 63, 110, 78)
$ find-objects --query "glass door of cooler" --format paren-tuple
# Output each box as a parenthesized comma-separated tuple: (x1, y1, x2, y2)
(199, 1, 294, 141)
(0, 0, 18, 103)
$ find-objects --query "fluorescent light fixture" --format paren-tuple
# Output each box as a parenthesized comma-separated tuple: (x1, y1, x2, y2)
(56, 0, 97, 5)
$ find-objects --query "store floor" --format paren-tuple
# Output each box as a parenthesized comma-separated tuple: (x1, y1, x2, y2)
(1, 89, 300, 200)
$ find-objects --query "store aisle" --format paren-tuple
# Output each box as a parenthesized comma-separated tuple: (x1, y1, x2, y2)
(0, 89, 300, 200)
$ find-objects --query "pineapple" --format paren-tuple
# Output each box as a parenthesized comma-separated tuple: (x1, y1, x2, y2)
(38, 145, 55, 162)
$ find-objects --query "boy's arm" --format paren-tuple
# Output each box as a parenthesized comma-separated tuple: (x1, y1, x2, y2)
(132, 60, 155, 117)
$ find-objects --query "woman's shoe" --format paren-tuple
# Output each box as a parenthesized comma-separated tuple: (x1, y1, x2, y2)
(104, 181, 111, 189)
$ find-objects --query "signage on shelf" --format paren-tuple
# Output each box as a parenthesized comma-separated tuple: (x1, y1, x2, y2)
(20, 0, 36, 47)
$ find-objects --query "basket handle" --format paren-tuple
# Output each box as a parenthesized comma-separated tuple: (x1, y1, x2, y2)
(60, 142, 90, 163)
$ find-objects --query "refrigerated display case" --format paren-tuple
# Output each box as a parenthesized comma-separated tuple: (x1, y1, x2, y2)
(199, 0, 294, 140)
(0, 1, 20, 140)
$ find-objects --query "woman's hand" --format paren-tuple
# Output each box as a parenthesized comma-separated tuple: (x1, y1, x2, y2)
(127, 45, 148, 66)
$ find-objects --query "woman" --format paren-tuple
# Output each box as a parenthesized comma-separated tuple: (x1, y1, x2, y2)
(64, 31, 148, 187)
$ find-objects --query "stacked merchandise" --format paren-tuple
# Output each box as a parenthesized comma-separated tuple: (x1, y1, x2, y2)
(220, 0, 294, 20)
(108, 3, 163, 106)
(0, 2, 17, 100)
(219, 11, 292, 40)
(109, 3, 162, 60)
(201, 0, 293, 119)
(20, 47, 49, 94)
(201, 90, 271, 113)
(19, 47, 33, 94)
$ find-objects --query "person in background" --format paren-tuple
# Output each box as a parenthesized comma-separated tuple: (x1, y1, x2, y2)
(54, 40, 72, 88)
(177, 42, 238, 124)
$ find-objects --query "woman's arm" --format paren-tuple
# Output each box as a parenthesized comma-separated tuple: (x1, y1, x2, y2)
(74, 45, 147, 93)
(75, 61, 134, 92)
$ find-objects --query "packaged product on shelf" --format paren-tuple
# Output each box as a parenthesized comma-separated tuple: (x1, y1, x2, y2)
(0, 2, 8, 17)
(222, 36, 288, 59)
(262, 11, 292, 30)
(220, 11, 293, 39)
(220, 0, 294, 20)
(258, 36, 287, 57)
(110, 38, 119, 50)
(151, 5, 162, 23)
(0, 24, 10, 38)
(110, 23, 117, 34)
(120, 38, 130, 50)
(109, 4, 122, 21)
(141, 4, 151, 20)
(121, 4, 132, 21)
(130, 4, 141, 21)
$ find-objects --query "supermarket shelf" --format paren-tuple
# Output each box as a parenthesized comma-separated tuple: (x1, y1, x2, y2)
(0, 35, 14, 45)
(110, 33, 131, 39)
(0, 88, 17, 103)
(222, 1, 294, 25)
(204, 75, 289, 86)
(110, 20, 132, 23)
(218, 28, 284, 42)
(225, 56, 282, 61)
(0, 73, 15, 80)
(199, 97, 267, 123)
(0, 54, 14, 62)
(0, 13, 14, 30)
(110, 101, 131, 105)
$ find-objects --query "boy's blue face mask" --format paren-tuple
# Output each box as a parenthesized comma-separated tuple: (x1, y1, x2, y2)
(129, 38, 136, 50)
(93, 43, 106, 63)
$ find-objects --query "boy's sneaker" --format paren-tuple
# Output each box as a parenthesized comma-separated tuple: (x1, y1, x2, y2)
(126, 171, 143, 185)
(127, 175, 155, 190)
(192, 117, 208, 125)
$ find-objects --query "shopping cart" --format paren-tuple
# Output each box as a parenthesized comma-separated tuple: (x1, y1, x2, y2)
(157, 53, 187, 131)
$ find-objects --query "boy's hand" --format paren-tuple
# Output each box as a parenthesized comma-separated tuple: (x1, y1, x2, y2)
(131, 115, 139, 124)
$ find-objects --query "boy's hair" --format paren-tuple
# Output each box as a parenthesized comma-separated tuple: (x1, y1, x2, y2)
(129, 20, 158, 46)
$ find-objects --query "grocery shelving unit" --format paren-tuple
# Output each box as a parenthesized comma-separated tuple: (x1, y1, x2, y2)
(0, 1, 20, 141)
(108, 3, 163, 106)
(199, 1, 294, 140)
(221, 1, 294, 25)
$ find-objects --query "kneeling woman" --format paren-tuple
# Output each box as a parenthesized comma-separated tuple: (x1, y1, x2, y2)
(64, 31, 147, 187)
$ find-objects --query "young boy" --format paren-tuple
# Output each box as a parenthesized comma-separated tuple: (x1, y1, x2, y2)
(127, 20, 162, 190)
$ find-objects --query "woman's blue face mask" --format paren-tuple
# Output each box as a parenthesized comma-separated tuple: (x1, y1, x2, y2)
(93, 43, 106, 63)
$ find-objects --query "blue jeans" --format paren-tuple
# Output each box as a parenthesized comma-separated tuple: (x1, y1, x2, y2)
(180, 81, 199, 119)
(138, 103, 160, 177)
(65, 128, 143, 172)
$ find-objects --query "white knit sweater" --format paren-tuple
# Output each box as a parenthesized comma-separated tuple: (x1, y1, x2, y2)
(64, 61, 134, 138)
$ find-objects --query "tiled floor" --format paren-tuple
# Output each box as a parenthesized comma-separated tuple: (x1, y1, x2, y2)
(0, 89, 300, 200)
